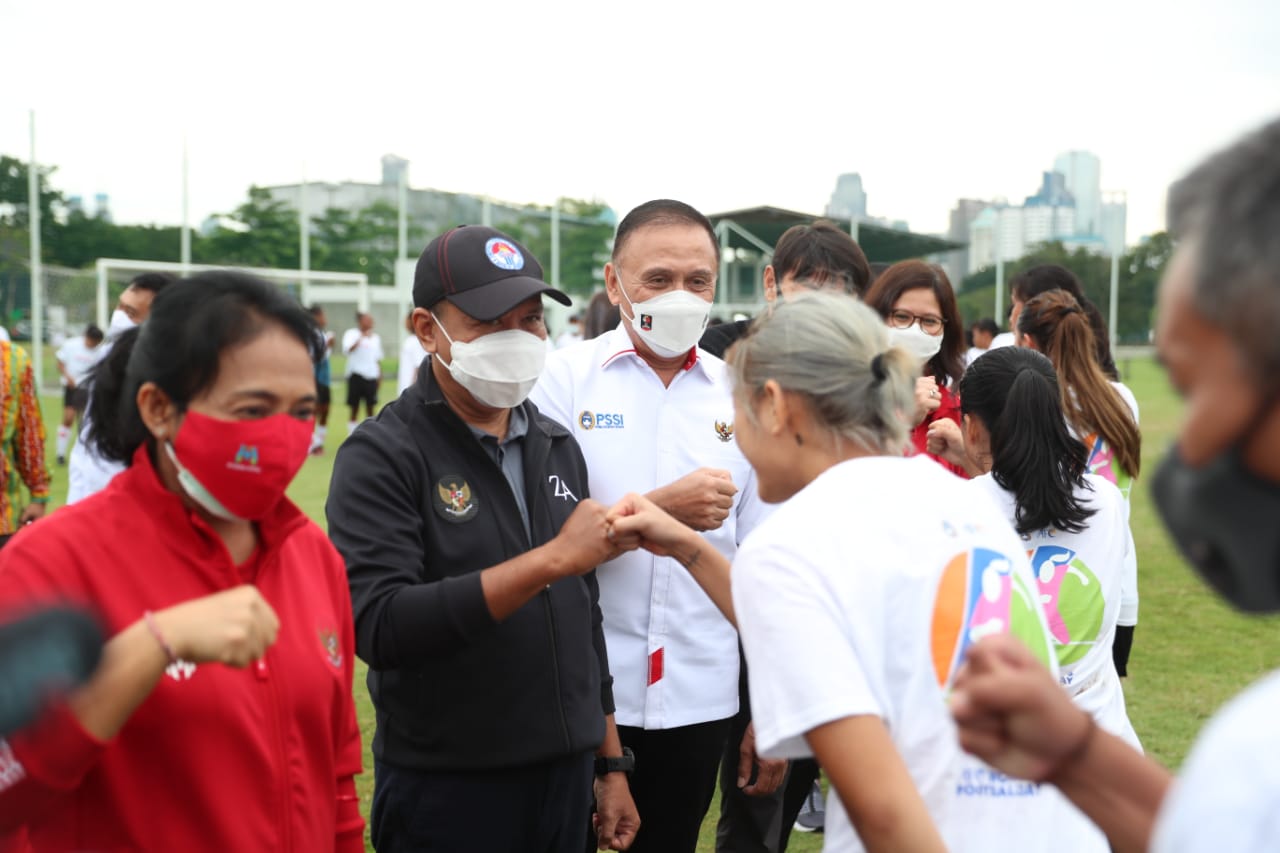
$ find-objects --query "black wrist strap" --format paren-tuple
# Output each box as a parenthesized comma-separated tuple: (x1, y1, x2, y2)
(594, 746, 636, 776)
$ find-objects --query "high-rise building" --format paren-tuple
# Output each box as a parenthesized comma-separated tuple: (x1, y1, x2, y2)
(825, 173, 868, 221)
(381, 154, 409, 188)
(1100, 191, 1127, 255)
(945, 198, 991, 285)
(94, 193, 112, 223)
(1053, 151, 1101, 237)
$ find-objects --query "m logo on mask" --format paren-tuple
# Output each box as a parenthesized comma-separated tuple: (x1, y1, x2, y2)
(640, 314, 653, 331)
(231, 445, 261, 471)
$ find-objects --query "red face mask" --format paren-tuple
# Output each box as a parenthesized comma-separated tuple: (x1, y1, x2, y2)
(164, 410, 313, 521)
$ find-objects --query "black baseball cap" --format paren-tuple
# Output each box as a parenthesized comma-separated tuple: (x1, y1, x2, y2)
(413, 225, 571, 321)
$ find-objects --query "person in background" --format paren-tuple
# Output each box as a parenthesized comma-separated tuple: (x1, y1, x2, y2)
(0, 340, 50, 550)
(342, 312, 383, 434)
(309, 304, 336, 456)
(1017, 289, 1142, 676)
(0, 271, 363, 852)
(700, 219, 870, 360)
(935, 345, 1141, 851)
(864, 261, 968, 476)
(556, 314, 585, 349)
(965, 318, 999, 367)
(583, 291, 622, 340)
(54, 324, 105, 465)
(396, 311, 428, 395)
(950, 115, 1280, 853)
(603, 293, 1058, 853)
(67, 272, 175, 503)
(1008, 265, 1119, 380)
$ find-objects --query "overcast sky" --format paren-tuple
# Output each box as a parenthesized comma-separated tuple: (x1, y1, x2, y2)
(3, 0, 1277, 246)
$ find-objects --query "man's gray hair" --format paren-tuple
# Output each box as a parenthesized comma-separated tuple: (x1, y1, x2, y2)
(1168, 117, 1280, 384)
(727, 293, 917, 455)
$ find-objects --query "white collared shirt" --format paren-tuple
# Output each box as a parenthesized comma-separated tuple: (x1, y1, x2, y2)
(530, 325, 770, 729)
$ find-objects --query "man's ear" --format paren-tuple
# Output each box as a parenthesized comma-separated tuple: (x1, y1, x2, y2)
(604, 262, 623, 308)
(136, 382, 177, 441)
(414, 307, 443, 355)
(763, 265, 778, 303)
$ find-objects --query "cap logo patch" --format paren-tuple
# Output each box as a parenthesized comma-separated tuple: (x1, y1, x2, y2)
(485, 237, 524, 271)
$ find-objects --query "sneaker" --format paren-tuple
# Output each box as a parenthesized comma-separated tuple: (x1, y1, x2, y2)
(794, 780, 825, 833)
(309, 445, 325, 457)
(56, 455, 66, 466)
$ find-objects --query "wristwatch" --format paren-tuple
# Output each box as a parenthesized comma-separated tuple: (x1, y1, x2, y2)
(594, 747, 636, 777)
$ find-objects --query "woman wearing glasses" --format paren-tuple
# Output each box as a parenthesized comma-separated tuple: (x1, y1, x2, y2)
(864, 262, 969, 476)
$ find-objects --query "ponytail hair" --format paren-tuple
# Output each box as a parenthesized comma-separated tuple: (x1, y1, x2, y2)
(1017, 290, 1141, 479)
(728, 292, 917, 455)
(86, 270, 322, 464)
(961, 348, 1094, 534)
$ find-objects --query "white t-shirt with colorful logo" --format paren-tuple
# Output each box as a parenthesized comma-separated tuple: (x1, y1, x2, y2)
(732, 455, 1059, 853)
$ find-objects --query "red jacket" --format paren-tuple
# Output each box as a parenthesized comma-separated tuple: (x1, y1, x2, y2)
(0, 448, 363, 852)
(911, 382, 968, 478)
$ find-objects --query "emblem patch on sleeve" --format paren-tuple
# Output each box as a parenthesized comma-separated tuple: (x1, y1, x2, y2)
(433, 475, 480, 523)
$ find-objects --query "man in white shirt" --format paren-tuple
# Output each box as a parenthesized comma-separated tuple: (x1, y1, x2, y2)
(343, 312, 384, 434)
(54, 324, 105, 465)
(555, 314, 584, 349)
(397, 312, 428, 395)
(530, 199, 775, 853)
(67, 272, 175, 503)
(965, 318, 1000, 367)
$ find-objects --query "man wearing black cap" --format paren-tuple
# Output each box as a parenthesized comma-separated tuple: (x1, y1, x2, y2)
(327, 225, 640, 852)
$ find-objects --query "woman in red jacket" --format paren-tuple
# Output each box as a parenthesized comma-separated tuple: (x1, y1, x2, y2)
(0, 271, 363, 852)
(864, 261, 969, 477)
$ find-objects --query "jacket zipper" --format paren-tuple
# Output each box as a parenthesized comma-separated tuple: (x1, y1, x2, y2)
(259, 655, 292, 852)
(542, 590, 573, 752)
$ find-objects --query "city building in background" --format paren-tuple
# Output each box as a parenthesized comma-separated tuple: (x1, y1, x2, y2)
(825, 173, 868, 221)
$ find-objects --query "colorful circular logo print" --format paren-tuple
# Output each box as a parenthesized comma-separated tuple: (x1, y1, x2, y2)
(1028, 545, 1104, 666)
(931, 547, 1053, 689)
(485, 237, 524, 271)
(1086, 435, 1134, 501)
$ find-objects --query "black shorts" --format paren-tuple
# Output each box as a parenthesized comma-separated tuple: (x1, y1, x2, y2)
(317, 383, 331, 407)
(63, 386, 89, 412)
(347, 375, 378, 408)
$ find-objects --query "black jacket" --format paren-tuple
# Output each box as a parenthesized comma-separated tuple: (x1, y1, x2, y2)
(326, 366, 613, 771)
(699, 318, 753, 359)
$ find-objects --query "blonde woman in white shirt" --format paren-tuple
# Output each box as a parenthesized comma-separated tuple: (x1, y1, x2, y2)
(606, 293, 1058, 853)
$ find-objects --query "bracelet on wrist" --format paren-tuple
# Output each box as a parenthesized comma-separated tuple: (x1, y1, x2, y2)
(144, 610, 179, 664)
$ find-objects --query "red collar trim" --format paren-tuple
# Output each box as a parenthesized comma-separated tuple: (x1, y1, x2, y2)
(600, 346, 699, 372)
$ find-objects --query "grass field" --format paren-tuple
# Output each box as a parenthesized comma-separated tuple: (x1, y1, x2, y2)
(33, 354, 1280, 852)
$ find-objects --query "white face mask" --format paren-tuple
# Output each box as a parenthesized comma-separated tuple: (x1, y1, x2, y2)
(107, 308, 136, 340)
(887, 323, 943, 363)
(432, 314, 547, 409)
(616, 281, 711, 359)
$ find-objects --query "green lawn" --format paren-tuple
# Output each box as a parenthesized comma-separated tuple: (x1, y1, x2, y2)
(33, 355, 1280, 852)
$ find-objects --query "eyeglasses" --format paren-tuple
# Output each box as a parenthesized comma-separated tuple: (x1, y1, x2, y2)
(888, 309, 945, 336)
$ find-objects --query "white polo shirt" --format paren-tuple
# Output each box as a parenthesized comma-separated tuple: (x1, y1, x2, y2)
(55, 337, 102, 387)
(397, 334, 427, 394)
(342, 329, 384, 380)
(530, 326, 770, 730)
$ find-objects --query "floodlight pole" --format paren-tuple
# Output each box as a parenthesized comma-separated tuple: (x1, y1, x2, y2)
(849, 216, 859, 245)
(28, 110, 43, 390)
(550, 201, 561, 289)
(397, 168, 408, 261)
(299, 168, 310, 304)
(1109, 250, 1120, 350)
(482, 196, 492, 227)
(180, 136, 191, 272)
(994, 210, 1005, 328)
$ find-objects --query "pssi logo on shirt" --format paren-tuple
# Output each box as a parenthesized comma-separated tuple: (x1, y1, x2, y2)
(930, 547, 1052, 690)
(577, 410, 625, 431)
(229, 444, 261, 472)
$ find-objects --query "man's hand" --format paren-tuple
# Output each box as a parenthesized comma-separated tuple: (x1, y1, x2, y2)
(18, 503, 46, 526)
(648, 468, 737, 532)
(547, 499, 617, 577)
(592, 773, 640, 850)
(737, 722, 787, 796)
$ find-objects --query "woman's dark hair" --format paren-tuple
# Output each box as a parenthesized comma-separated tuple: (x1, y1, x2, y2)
(863, 260, 966, 388)
(1017, 289, 1141, 479)
(583, 290, 621, 340)
(1010, 264, 1118, 379)
(88, 270, 321, 464)
(960, 347, 1095, 535)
